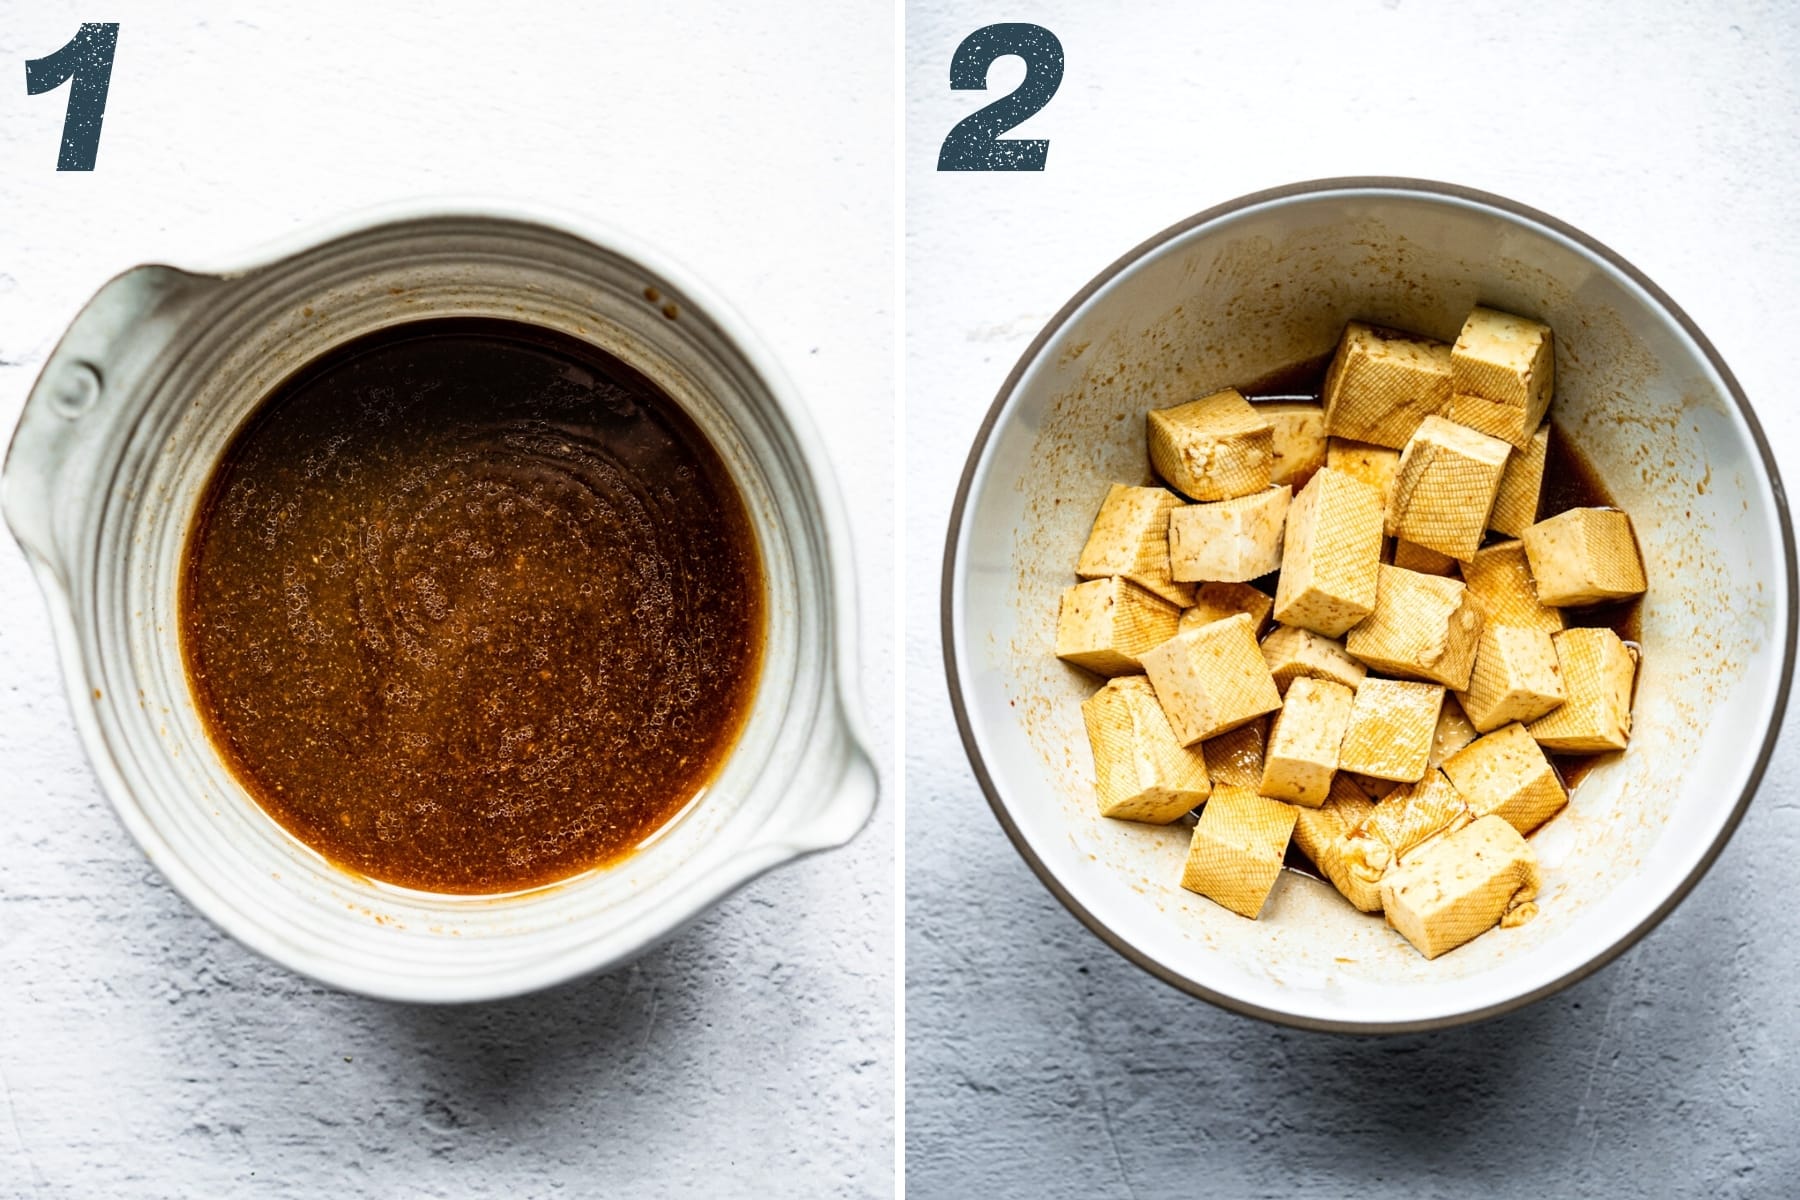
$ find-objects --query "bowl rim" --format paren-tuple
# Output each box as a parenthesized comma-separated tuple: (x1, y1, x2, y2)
(938, 175, 1798, 1034)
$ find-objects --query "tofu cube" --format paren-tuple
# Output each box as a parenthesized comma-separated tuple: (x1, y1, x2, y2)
(1349, 773, 1402, 801)
(1321, 322, 1454, 449)
(1340, 769, 1472, 908)
(1430, 694, 1481, 766)
(1387, 416, 1512, 561)
(1292, 775, 1382, 911)
(1179, 785, 1297, 919)
(1455, 624, 1567, 732)
(1326, 438, 1400, 513)
(1445, 392, 1535, 449)
(1075, 483, 1196, 607)
(1055, 576, 1181, 676)
(1259, 677, 1355, 806)
(1168, 486, 1291, 583)
(1380, 815, 1541, 959)
(1147, 389, 1274, 502)
(1260, 400, 1327, 488)
(1345, 565, 1485, 689)
(1462, 539, 1565, 634)
(1490, 423, 1550, 536)
(1522, 508, 1648, 607)
(1392, 538, 1458, 576)
(1450, 307, 1555, 444)
(1337, 677, 1445, 783)
(1260, 624, 1367, 696)
(1082, 676, 1212, 823)
(1140, 612, 1283, 745)
(1180, 581, 1274, 636)
(1441, 722, 1568, 836)
(1528, 627, 1637, 752)
(1202, 719, 1266, 788)
(1272, 467, 1384, 636)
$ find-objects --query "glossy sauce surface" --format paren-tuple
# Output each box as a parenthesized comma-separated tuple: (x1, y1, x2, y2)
(181, 319, 763, 893)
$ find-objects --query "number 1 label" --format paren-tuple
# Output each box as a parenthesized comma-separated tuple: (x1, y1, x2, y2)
(25, 22, 119, 171)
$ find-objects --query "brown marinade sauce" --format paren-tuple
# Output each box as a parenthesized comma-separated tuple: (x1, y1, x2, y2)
(181, 318, 763, 893)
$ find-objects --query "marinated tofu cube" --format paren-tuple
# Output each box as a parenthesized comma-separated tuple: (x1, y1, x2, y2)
(1387, 416, 1512, 561)
(1168, 486, 1291, 583)
(1490, 423, 1550, 537)
(1260, 677, 1355, 806)
(1141, 612, 1283, 745)
(1075, 483, 1196, 607)
(1380, 815, 1541, 959)
(1082, 676, 1212, 823)
(1180, 581, 1275, 636)
(1147, 389, 1274, 502)
(1202, 718, 1267, 788)
(1456, 624, 1567, 732)
(1392, 538, 1458, 576)
(1260, 624, 1367, 696)
(1055, 576, 1181, 676)
(1341, 769, 1472, 907)
(1445, 392, 1535, 449)
(1337, 677, 1445, 783)
(1326, 438, 1401, 513)
(1462, 539, 1565, 634)
(1344, 565, 1485, 689)
(1272, 467, 1384, 637)
(1528, 627, 1637, 752)
(1441, 722, 1568, 836)
(1450, 307, 1555, 445)
(1321, 322, 1454, 449)
(1260, 400, 1328, 489)
(1429, 694, 1482, 766)
(1179, 785, 1297, 919)
(1292, 775, 1382, 911)
(1522, 508, 1648, 607)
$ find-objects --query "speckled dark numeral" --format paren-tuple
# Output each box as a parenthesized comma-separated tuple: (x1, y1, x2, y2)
(25, 22, 119, 171)
(936, 23, 1063, 172)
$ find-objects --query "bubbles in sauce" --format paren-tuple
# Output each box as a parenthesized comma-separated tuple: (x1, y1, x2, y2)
(181, 319, 763, 894)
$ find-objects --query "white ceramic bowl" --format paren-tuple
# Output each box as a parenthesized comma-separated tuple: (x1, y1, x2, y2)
(4, 203, 876, 1003)
(944, 179, 1794, 1032)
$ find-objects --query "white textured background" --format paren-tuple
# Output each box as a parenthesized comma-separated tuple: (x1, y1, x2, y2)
(0, 3, 893, 1197)
(906, 1, 1800, 1196)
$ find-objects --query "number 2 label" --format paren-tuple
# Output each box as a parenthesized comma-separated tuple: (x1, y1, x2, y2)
(25, 22, 120, 171)
(937, 23, 1063, 172)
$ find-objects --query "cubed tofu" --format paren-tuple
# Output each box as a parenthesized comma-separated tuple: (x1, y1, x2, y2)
(1490, 423, 1550, 537)
(1450, 307, 1555, 446)
(1349, 774, 1402, 801)
(1321, 322, 1454, 449)
(1462, 539, 1565, 634)
(1179, 785, 1297, 919)
(1326, 438, 1401, 513)
(1082, 676, 1213, 823)
(1272, 467, 1384, 636)
(1141, 612, 1283, 745)
(1392, 538, 1458, 576)
(1456, 624, 1567, 732)
(1387, 416, 1512, 561)
(1528, 627, 1637, 752)
(1522, 508, 1648, 606)
(1260, 624, 1367, 696)
(1344, 565, 1485, 689)
(1337, 677, 1445, 783)
(1075, 483, 1197, 607)
(1441, 722, 1568, 836)
(1147, 389, 1274, 502)
(1168, 486, 1292, 583)
(1202, 719, 1267, 787)
(1056, 576, 1181, 676)
(1380, 815, 1541, 959)
(1429, 694, 1481, 766)
(1260, 400, 1328, 489)
(1445, 392, 1535, 449)
(1292, 774, 1382, 912)
(1340, 769, 1471, 909)
(1260, 677, 1356, 807)
(1180, 581, 1275, 636)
